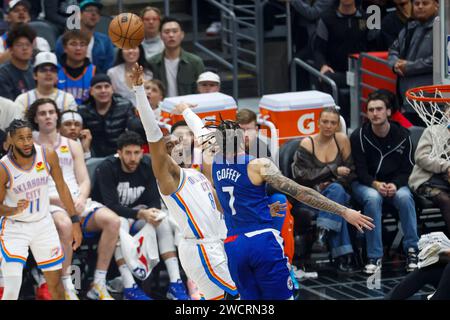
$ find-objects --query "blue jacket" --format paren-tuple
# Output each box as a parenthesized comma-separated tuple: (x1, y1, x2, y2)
(55, 32, 115, 74)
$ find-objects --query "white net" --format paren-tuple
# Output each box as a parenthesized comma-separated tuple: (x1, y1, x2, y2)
(406, 86, 450, 161)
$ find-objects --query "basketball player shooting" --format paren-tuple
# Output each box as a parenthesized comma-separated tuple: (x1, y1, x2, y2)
(0, 120, 82, 300)
(174, 89, 375, 300)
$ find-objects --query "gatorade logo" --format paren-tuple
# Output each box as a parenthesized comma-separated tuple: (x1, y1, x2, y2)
(297, 112, 315, 135)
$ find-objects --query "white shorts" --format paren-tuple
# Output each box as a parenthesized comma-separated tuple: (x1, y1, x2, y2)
(178, 239, 238, 300)
(50, 198, 103, 218)
(0, 215, 64, 273)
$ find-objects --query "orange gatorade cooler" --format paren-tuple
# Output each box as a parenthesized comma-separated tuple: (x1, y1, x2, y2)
(259, 91, 335, 145)
(161, 92, 237, 125)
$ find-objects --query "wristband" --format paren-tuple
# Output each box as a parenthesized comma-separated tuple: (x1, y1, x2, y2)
(71, 215, 80, 223)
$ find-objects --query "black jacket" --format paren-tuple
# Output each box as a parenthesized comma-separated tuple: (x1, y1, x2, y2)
(78, 94, 138, 157)
(92, 155, 161, 220)
(350, 121, 414, 189)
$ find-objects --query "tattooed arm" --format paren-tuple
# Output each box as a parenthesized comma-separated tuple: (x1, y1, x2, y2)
(247, 157, 374, 232)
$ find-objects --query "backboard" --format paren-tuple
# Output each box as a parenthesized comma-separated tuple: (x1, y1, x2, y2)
(434, 1, 450, 85)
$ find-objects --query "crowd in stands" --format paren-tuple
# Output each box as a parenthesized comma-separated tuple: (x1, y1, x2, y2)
(0, 0, 446, 300)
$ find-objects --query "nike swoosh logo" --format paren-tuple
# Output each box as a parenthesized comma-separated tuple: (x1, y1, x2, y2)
(58, 80, 66, 83)
(14, 175, 21, 179)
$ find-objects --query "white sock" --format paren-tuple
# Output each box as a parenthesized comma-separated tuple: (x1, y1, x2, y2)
(93, 269, 107, 285)
(164, 257, 181, 283)
(61, 275, 75, 291)
(118, 264, 136, 289)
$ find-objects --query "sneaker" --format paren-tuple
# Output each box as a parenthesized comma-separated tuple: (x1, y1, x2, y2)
(167, 279, 190, 300)
(106, 276, 124, 294)
(406, 248, 418, 272)
(35, 283, 52, 300)
(86, 283, 114, 300)
(64, 288, 79, 300)
(186, 279, 201, 300)
(311, 227, 328, 253)
(364, 258, 382, 275)
(0, 286, 3, 299)
(206, 22, 221, 36)
(123, 284, 152, 300)
(291, 265, 318, 281)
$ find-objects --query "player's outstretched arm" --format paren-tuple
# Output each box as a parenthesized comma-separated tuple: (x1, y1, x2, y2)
(0, 164, 28, 216)
(248, 157, 375, 233)
(131, 63, 180, 195)
(46, 147, 83, 250)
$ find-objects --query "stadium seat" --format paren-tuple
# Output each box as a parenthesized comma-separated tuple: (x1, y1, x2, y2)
(86, 157, 106, 191)
(278, 138, 301, 179)
(28, 20, 59, 51)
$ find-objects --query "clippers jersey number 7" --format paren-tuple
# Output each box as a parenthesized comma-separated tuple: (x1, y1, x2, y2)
(222, 187, 236, 215)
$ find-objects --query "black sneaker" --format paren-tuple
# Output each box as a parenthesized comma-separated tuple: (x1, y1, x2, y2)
(406, 248, 418, 272)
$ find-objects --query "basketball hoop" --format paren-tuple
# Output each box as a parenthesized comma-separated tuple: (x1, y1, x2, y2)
(406, 84, 450, 161)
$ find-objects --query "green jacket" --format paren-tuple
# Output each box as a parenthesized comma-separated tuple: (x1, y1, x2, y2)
(149, 49, 205, 96)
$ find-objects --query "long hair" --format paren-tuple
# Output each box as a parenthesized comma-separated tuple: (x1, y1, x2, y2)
(113, 44, 153, 73)
(25, 98, 61, 131)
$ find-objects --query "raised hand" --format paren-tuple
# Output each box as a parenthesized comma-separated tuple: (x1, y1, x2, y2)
(130, 62, 144, 86)
(268, 201, 287, 218)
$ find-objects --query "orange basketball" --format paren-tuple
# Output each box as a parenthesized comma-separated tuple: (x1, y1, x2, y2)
(108, 13, 144, 49)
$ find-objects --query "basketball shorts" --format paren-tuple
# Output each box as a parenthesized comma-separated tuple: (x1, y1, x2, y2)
(224, 228, 293, 300)
(0, 215, 64, 274)
(178, 239, 238, 300)
(50, 199, 103, 238)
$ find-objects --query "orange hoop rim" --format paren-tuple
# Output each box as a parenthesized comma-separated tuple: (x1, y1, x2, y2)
(406, 84, 450, 103)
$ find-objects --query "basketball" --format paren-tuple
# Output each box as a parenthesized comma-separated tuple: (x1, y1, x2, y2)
(108, 13, 144, 49)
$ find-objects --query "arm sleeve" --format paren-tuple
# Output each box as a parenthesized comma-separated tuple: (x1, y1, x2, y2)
(133, 84, 163, 142)
(95, 161, 139, 219)
(182, 108, 212, 138)
(404, 56, 433, 76)
(350, 130, 375, 187)
(387, 28, 405, 68)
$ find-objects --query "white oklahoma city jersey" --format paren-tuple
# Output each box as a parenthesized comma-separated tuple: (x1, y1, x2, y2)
(0, 144, 51, 222)
(160, 168, 227, 240)
(48, 135, 80, 198)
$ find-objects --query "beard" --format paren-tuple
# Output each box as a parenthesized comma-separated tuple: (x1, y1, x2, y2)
(14, 145, 36, 159)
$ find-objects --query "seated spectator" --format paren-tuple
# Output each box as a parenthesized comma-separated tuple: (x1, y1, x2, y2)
(375, 88, 413, 128)
(196, 71, 220, 94)
(409, 123, 450, 236)
(350, 90, 419, 274)
(0, 96, 23, 130)
(314, 0, 370, 124)
(27, 98, 121, 300)
(140, 6, 164, 62)
(292, 107, 358, 272)
(92, 131, 190, 300)
(77, 74, 138, 157)
(0, 23, 36, 100)
(57, 29, 96, 105)
(16, 52, 77, 114)
(149, 17, 205, 97)
(59, 110, 92, 160)
(378, 0, 412, 50)
(55, 0, 115, 74)
(0, 0, 50, 64)
(107, 45, 153, 106)
(235, 108, 271, 160)
(388, 0, 438, 125)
